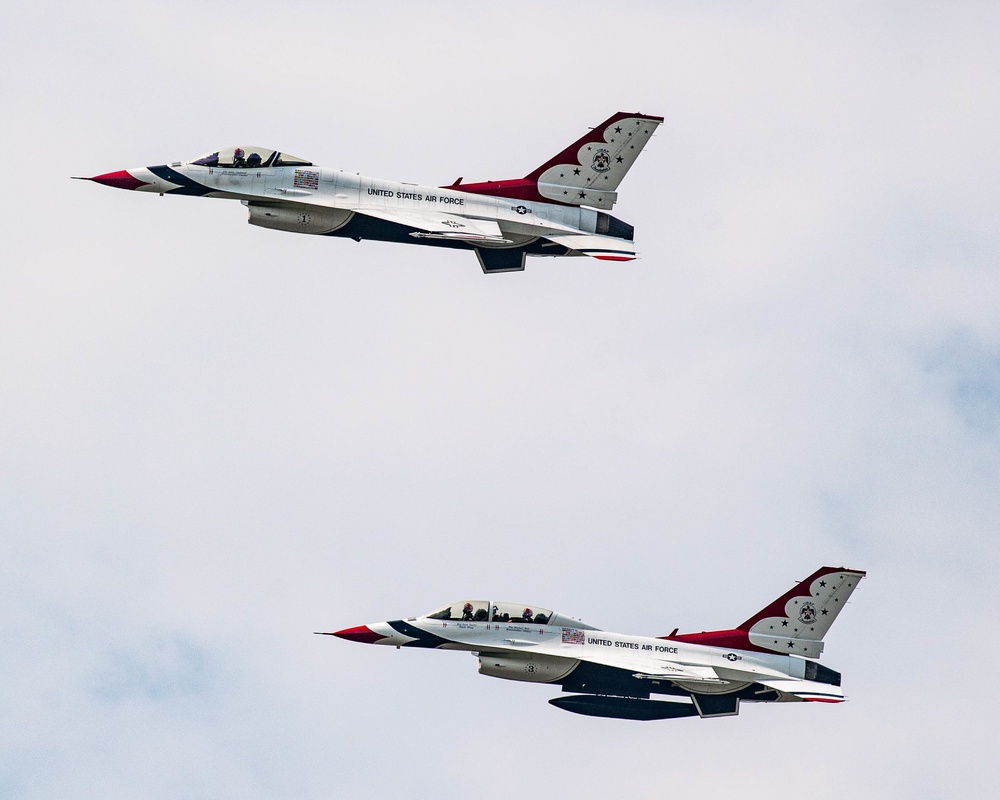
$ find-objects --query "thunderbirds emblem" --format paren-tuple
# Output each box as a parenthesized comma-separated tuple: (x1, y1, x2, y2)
(798, 602, 818, 624)
(591, 149, 611, 172)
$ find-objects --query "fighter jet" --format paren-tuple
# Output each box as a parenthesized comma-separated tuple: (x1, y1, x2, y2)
(322, 566, 865, 720)
(75, 112, 662, 273)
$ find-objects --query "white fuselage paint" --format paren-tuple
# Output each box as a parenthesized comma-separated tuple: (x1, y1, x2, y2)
(130, 164, 602, 239)
(357, 613, 842, 703)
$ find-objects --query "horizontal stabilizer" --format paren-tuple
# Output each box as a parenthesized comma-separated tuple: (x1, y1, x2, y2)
(544, 233, 636, 261)
(755, 678, 846, 703)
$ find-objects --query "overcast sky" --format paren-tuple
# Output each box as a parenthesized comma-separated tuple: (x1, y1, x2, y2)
(2, 2, 999, 798)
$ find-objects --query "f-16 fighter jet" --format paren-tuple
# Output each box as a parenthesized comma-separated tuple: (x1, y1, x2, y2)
(76, 112, 662, 273)
(322, 566, 865, 720)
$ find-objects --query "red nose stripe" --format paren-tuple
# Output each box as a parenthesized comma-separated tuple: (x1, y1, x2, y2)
(333, 625, 386, 644)
(90, 170, 148, 190)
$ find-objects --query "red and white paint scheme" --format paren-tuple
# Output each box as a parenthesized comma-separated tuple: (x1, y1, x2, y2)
(75, 112, 662, 273)
(324, 566, 865, 720)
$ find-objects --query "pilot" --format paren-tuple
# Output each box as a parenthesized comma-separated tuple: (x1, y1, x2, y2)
(232, 147, 246, 168)
(461, 602, 474, 621)
(246, 151, 262, 168)
(521, 608, 534, 623)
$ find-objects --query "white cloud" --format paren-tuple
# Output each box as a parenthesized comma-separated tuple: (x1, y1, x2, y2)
(2, 2, 999, 798)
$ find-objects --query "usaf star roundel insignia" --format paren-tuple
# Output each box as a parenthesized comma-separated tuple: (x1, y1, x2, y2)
(798, 602, 818, 624)
(591, 148, 612, 172)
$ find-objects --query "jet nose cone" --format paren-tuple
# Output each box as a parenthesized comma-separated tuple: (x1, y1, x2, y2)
(330, 625, 387, 644)
(88, 169, 149, 191)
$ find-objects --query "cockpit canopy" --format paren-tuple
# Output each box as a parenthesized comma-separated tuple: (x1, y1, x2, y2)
(427, 600, 554, 624)
(424, 601, 599, 629)
(188, 146, 313, 169)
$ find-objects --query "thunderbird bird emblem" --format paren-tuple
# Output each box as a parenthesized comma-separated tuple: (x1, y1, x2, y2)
(591, 148, 611, 172)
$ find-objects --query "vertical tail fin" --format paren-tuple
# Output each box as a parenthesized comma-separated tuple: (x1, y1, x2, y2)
(667, 566, 866, 659)
(445, 111, 663, 210)
(739, 566, 866, 658)
(525, 111, 663, 208)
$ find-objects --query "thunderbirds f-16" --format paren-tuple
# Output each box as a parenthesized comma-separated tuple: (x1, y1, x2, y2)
(322, 566, 865, 720)
(75, 112, 662, 273)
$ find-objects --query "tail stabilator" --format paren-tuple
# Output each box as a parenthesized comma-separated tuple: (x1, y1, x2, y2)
(666, 566, 866, 658)
(444, 111, 663, 210)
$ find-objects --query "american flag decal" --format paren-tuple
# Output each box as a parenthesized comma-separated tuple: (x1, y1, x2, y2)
(562, 628, 585, 645)
(293, 169, 319, 190)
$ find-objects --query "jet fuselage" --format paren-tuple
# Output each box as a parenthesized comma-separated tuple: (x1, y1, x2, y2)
(80, 111, 661, 272)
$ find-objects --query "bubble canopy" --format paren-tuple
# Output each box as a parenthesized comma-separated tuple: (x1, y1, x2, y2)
(423, 600, 599, 629)
(188, 146, 313, 169)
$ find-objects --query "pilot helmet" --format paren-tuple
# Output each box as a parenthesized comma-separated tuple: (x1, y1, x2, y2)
(463, 602, 473, 612)
(523, 608, 532, 617)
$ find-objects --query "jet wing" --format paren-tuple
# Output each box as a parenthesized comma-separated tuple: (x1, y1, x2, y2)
(479, 639, 723, 684)
(543, 233, 636, 261)
(358, 207, 512, 244)
(570, 649, 724, 684)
